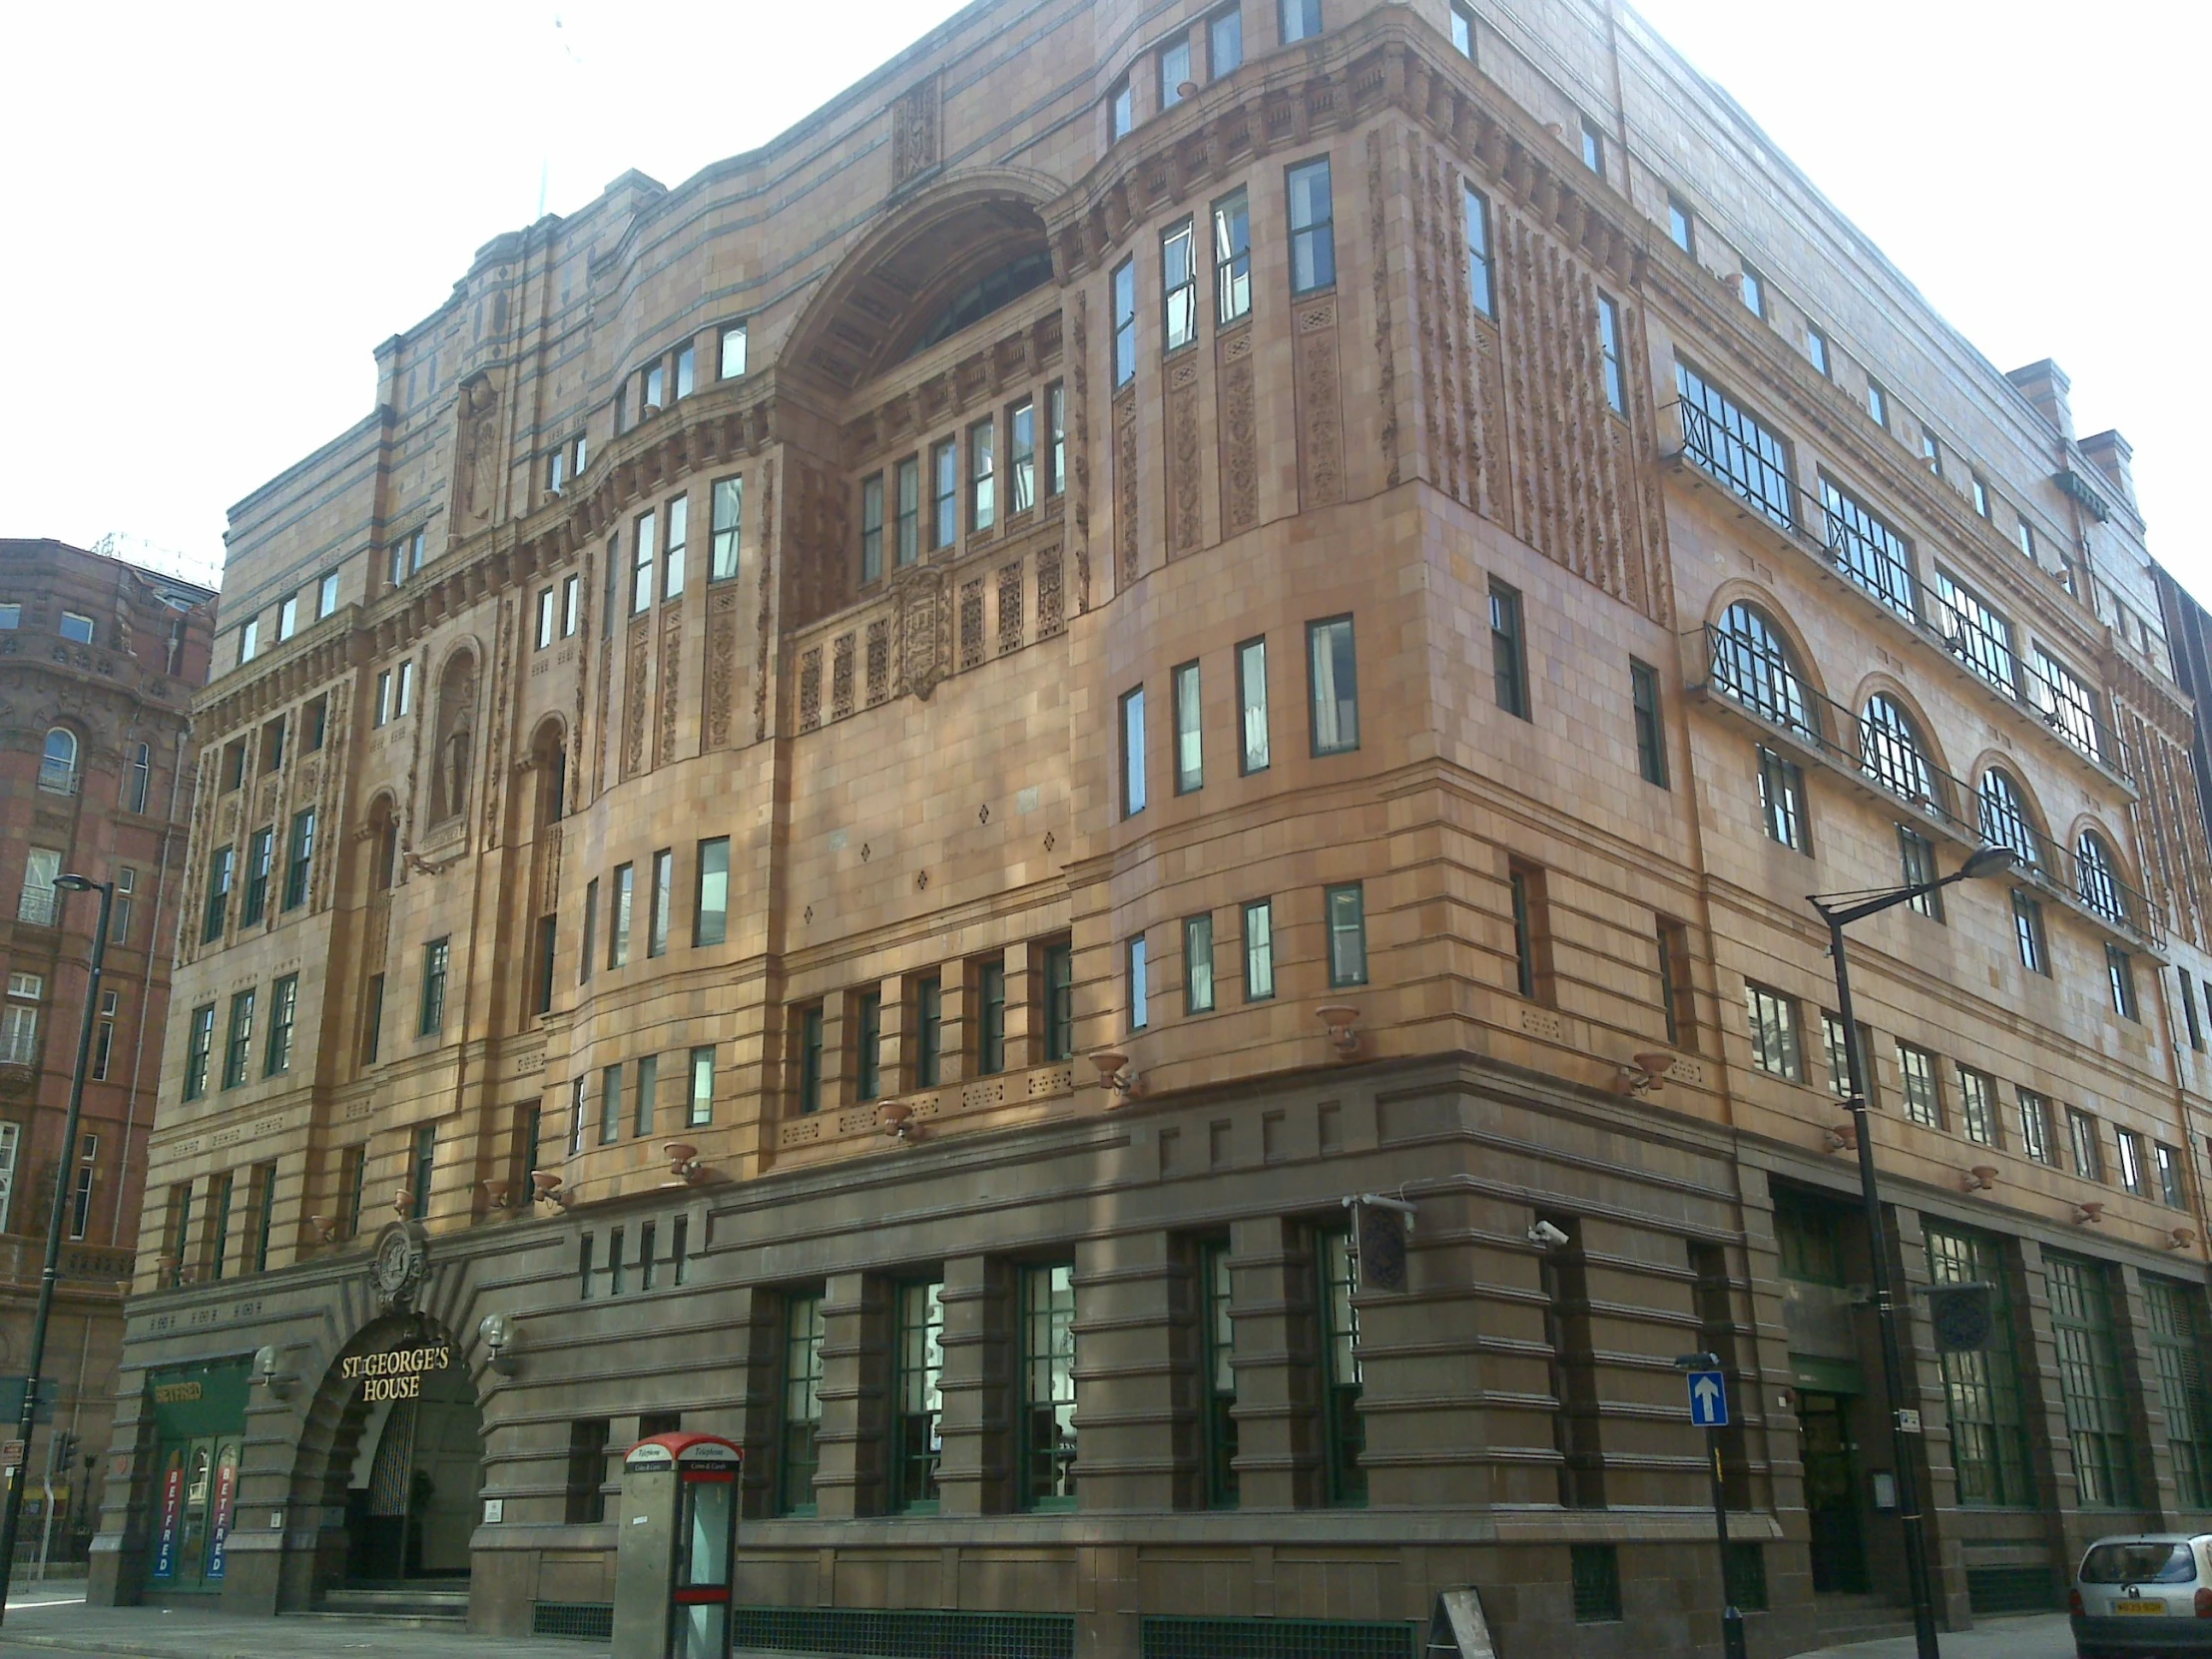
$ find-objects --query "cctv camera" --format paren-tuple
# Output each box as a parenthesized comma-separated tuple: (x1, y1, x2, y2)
(1527, 1220, 1570, 1250)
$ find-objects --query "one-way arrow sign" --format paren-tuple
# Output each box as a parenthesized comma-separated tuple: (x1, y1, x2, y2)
(1688, 1369, 1729, 1428)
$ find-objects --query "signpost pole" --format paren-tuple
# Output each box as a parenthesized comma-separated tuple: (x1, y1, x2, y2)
(1707, 1426, 1747, 1659)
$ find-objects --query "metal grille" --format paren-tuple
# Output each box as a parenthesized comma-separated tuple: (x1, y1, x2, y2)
(1570, 1544, 1622, 1623)
(1724, 1542, 1768, 1613)
(1141, 1617, 1417, 1659)
(732, 1607, 1074, 1659)
(531, 1602, 614, 1641)
(1965, 1565, 2060, 1614)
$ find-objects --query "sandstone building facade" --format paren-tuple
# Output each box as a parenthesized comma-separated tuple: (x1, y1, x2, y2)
(0, 538, 212, 1558)
(92, 2, 2212, 1655)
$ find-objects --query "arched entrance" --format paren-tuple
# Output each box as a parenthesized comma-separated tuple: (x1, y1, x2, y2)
(294, 1312, 483, 1598)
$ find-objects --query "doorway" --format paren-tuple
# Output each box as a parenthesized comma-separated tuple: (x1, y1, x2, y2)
(1799, 1391, 1868, 1593)
(334, 1356, 482, 1585)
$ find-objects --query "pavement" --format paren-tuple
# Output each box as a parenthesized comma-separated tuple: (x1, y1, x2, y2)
(0, 1596, 2077, 1659)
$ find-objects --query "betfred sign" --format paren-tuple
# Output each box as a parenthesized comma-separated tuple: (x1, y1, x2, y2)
(340, 1344, 451, 1401)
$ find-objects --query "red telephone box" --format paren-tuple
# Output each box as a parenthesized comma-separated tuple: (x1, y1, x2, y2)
(612, 1432, 740, 1659)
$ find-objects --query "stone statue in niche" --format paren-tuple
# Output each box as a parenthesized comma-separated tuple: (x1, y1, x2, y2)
(427, 653, 477, 825)
(456, 374, 501, 529)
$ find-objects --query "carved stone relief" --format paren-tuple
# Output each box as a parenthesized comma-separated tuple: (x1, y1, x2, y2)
(622, 617, 650, 780)
(755, 461, 776, 744)
(1167, 356, 1203, 557)
(1294, 300, 1344, 510)
(830, 632, 854, 721)
(705, 587, 741, 751)
(891, 76, 941, 189)
(1069, 294, 1091, 614)
(1114, 391, 1139, 590)
(1218, 329, 1258, 536)
(997, 563, 1024, 655)
(452, 372, 503, 532)
(1036, 547, 1064, 639)
(1368, 128, 1400, 490)
(655, 600, 683, 769)
(892, 565, 949, 702)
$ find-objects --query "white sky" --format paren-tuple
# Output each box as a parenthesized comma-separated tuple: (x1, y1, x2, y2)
(4, 1, 2200, 598)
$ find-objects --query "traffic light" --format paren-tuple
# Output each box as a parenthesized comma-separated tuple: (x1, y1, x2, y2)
(50, 1433, 77, 1475)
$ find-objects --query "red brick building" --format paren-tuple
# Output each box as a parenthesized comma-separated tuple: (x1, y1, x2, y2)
(0, 539, 213, 1554)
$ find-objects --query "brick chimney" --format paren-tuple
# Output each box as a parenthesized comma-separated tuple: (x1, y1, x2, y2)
(2078, 429, 2137, 511)
(2005, 358, 2073, 440)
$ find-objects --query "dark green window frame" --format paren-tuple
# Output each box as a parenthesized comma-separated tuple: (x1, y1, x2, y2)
(889, 1280, 945, 1513)
(914, 976, 942, 1088)
(1201, 1239, 1239, 1508)
(2046, 1252, 2138, 1507)
(977, 960, 1007, 1075)
(1317, 1225, 1366, 1505)
(2144, 1277, 2212, 1510)
(1925, 1224, 2032, 1506)
(1018, 1262, 1078, 1511)
(856, 990, 882, 1101)
(779, 1293, 826, 1515)
(1042, 943, 1074, 1062)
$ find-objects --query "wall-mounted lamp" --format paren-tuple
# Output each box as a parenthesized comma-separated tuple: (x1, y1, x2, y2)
(254, 1344, 293, 1400)
(478, 1313, 520, 1377)
(2072, 1200, 2106, 1226)
(1613, 1050, 1678, 1096)
(389, 1188, 413, 1221)
(2170, 1227, 2199, 1251)
(1089, 1050, 1141, 1104)
(481, 1178, 514, 1210)
(1823, 1120, 1860, 1154)
(1527, 1219, 1571, 1251)
(880, 1103, 921, 1142)
(1961, 1166, 1999, 1193)
(531, 1171, 573, 1209)
(307, 1216, 339, 1244)
(1316, 1005, 1363, 1060)
(663, 1143, 706, 1183)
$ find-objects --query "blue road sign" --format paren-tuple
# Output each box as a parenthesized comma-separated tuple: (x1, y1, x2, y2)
(1688, 1370, 1729, 1428)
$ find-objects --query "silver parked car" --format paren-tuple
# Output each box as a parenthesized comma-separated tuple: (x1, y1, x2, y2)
(2073, 1534, 2212, 1657)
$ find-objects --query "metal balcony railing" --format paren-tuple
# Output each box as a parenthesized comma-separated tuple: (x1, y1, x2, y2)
(1694, 624, 2163, 949)
(1675, 389, 1798, 533)
(14, 888, 58, 927)
(36, 759, 79, 796)
(0, 1027, 38, 1068)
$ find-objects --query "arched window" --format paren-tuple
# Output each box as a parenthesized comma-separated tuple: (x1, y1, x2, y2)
(1977, 770, 2040, 869)
(1861, 695, 1936, 805)
(2075, 830, 2130, 924)
(1713, 603, 1815, 738)
(39, 728, 79, 795)
(368, 796, 400, 892)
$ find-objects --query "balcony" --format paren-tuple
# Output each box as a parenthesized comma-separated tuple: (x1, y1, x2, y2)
(1689, 622, 2163, 952)
(14, 888, 58, 928)
(1670, 398, 2126, 789)
(0, 1025, 38, 1067)
(36, 758, 79, 796)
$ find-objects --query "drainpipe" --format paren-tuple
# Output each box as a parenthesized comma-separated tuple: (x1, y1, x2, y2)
(110, 724, 186, 1250)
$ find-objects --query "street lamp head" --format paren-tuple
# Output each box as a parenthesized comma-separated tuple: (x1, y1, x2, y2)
(54, 873, 100, 892)
(1959, 845, 2017, 881)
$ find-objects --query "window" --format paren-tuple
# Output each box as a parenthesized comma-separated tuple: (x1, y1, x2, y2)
(276, 594, 298, 642)
(1489, 579, 1528, 719)
(1656, 918, 1693, 1050)
(1896, 1041, 1941, 1128)
(1173, 661, 1203, 794)
(1308, 616, 1359, 755)
(965, 416, 997, 535)
(647, 847, 672, 958)
(2017, 1089, 2053, 1165)
(202, 844, 235, 944)
(890, 1281, 945, 1512)
(2033, 648, 2104, 762)
(283, 809, 314, 911)
(1464, 185, 1493, 318)
(1158, 33, 1192, 106)
(1212, 190, 1251, 324)
(1112, 259, 1137, 388)
(1120, 686, 1147, 817)
(92, 990, 119, 1081)
(182, 1004, 215, 1100)
(1597, 293, 1625, 413)
(374, 669, 391, 727)
(673, 341, 696, 401)
(1616, 657, 1670, 787)
(2144, 1278, 2212, 1509)
(265, 973, 297, 1077)
(0, 998, 37, 1069)
(420, 937, 450, 1035)
(1326, 882, 1368, 987)
(534, 913, 557, 1016)
(0, 604, 14, 629)
(895, 456, 920, 567)
(1448, 0, 1473, 55)
(641, 357, 667, 413)
(1861, 695, 1935, 808)
(631, 510, 656, 613)
(1018, 1262, 1079, 1509)
(710, 475, 743, 582)
(1280, 0, 1321, 39)
(73, 1136, 104, 1242)
(1744, 982, 1802, 1080)
(126, 743, 152, 814)
(2157, 1143, 2188, 1209)
(1897, 826, 1942, 920)
(2068, 1106, 2105, 1181)
(931, 438, 958, 548)
(1008, 400, 1036, 515)
(1244, 898, 1276, 1001)
(610, 862, 634, 968)
(1667, 195, 1694, 254)
(2012, 890, 2048, 975)
(223, 988, 257, 1089)
(52, 609, 95, 646)
(1976, 771, 2040, 870)
(1211, 4, 1244, 74)
(535, 586, 556, 650)
(1675, 362, 1794, 529)
(600, 1065, 622, 1144)
(977, 960, 1007, 1074)
(1920, 424, 1941, 474)
(1933, 567, 2016, 692)
(1956, 1066, 1996, 1146)
(240, 828, 273, 928)
(1127, 936, 1150, 1032)
(1047, 383, 1067, 497)
(1971, 473, 1992, 519)
(2015, 517, 2036, 560)
(2046, 1254, 2137, 1507)
(1926, 1225, 2032, 1506)
(1317, 1226, 1364, 1504)
(1805, 327, 1831, 377)
(2106, 944, 2139, 1023)
(663, 493, 688, 598)
(720, 321, 748, 379)
(780, 1294, 826, 1514)
(361, 975, 384, 1066)
(1043, 942, 1074, 1060)
(396, 658, 414, 716)
(110, 865, 138, 945)
(2183, 970, 2205, 1050)
(1739, 266, 1766, 318)
(1821, 474, 1918, 619)
(1757, 745, 1810, 853)
(1288, 158, 1335, 294)
(689, 1046, 715, 1127)
(1185, 914, 1216, 1013)
(1237, 638, 1270, 773)
(1162, 219, 1198, 352)
(2117, 1129, 2148, 1197)
(1823, 1011, 1867, 1101)
(1507, 862, 1549, 1002)
(1200, 1239, 1239, 1506)
(1109, 77, 1133, 141)
(914, 975, 943, 1086)
(856, 990, 882, 1100)
(1867, 379, 1889, 427)
(694, 837, 729, 947)
(1579, 115, 1605, 178)
(579, 878, 598, 984)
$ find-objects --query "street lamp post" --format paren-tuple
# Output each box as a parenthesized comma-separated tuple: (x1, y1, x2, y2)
(0, 874, 113, 1625)
(1809, 843, 2014, 1659)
